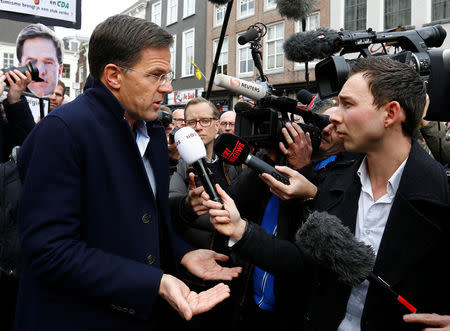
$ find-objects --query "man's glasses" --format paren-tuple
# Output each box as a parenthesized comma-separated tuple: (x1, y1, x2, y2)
(185, 118, 217, 128)
(172, 118, 185, 125)
(119, 66, 174, 86)
(220, 121, 235, 128)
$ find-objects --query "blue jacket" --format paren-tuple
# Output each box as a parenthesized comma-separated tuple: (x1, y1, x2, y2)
(15, 81, 191, 330)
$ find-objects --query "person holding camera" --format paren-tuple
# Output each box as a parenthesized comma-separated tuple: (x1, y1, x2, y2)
(0, 69, 35, 162)
(203, 57, 449, 330)
(0, 67, 35, 331)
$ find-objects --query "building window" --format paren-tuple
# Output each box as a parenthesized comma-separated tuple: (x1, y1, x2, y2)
(62, 64, 71, 79)
(64, 87, 70, 97)
(3, 53, 14, 68)
(265, 22, 284, 71)
(170, 34, 176, 78)
(432, 0, 450, 21)
(184, 0, 195, 18)
(182, 28, 195, 77)
(345, 0, 367, 30)
(237, 0, 255, 19)
(213, 38, 228, 75)
(151, 1, 161, 26)
(167, 0, 178, 25)
(295, 11, 320, 32)
(70, 41, 78, 52)
(237, 33, 254, 76)
(265, 0, 276, 11)
(214, 4, 227, 26)
(384, 0, 411, 30)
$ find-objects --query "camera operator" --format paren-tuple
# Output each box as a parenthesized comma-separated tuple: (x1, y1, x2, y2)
(0, 68, 34, 331)
(418, 95, 450, 166)
(203, 57, 449, 330)
(0, 69, 35, 162)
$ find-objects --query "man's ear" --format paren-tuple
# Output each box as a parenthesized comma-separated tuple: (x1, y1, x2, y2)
(384, 101, 405, 128)
(102, 64, 122, 90)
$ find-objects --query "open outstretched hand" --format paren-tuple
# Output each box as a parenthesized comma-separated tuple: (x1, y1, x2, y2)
(181, 249, 242, 281)
(158, 274, 231, 320)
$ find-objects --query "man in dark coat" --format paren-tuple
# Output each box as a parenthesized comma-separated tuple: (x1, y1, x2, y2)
(14, 15, 240, 331)
(0, 67, 34, 331)
(204, 57, 449, 330)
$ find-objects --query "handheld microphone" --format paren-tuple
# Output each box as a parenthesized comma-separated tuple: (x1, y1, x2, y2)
(214, 74, 268, 101)
(276, 0, 319, 20)
(283, 28, 341, 63)
(238, 27, 260, 45)
(175, 127, 222, 203)
(296, 211, 418, 313)
(214, 133, 290, 185)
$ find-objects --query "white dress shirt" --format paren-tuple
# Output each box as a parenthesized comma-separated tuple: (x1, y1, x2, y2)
(134, 120, 156, 198)
(337, 156, 407, 331)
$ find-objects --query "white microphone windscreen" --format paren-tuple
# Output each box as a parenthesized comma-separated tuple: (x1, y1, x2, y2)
(214, 74, 267, 101)
(175, 127, 206, 165)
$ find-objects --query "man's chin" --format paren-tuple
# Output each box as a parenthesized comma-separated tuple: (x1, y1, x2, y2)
(28, 84, 52, 98)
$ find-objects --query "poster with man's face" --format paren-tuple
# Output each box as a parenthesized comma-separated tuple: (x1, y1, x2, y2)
(16, 23, 63, 98)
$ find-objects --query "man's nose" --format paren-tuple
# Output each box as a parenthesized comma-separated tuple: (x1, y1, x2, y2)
(36, 61, 46, 76)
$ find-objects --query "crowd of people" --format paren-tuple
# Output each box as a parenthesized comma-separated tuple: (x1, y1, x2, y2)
(0, 13, 449, 331)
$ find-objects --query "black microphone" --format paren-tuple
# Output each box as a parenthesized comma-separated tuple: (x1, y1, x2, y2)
(296, 211, 418, 313)
(214, 133, 290, 185)
(296, 89, 315, 106)
(238, 27, 260, 45)
(276, 0, 319, 20)
(283, 27, 341, 63)
(175, 127, 222, 203)
(234, 101, 254, 113)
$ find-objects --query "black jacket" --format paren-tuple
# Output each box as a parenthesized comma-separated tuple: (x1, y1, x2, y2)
(232, 140, 449, 330)
(0, 96, 35, 162)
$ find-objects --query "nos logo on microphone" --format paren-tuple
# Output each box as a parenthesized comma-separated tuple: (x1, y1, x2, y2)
(176, 132, 196, 146)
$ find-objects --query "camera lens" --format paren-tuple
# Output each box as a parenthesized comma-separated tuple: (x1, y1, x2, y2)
(2, 59, 42, 86)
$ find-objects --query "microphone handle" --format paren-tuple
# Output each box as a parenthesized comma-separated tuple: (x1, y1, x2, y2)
(368, 272, 418, 313)
(245, 154, 290, 185)
(192, 159, 223, 203)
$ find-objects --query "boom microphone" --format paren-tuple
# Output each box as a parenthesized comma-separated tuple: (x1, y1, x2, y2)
(276, 0, 319, 20)
(175, 127, 222, 203)
(214, 133, 290, 185)
(214, 74, 268, 101)
(238, 27, 259, 45)
(283, 28, 341, 63)
(296, 211, 418, 313)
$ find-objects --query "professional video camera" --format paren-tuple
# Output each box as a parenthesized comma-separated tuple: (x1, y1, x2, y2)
(313, 24, 449, 121)
(215, 23, 330, 152)
(234, 93, 329, 152)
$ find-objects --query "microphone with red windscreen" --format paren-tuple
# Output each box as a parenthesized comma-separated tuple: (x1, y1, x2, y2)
(214, 133, 290, 185)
